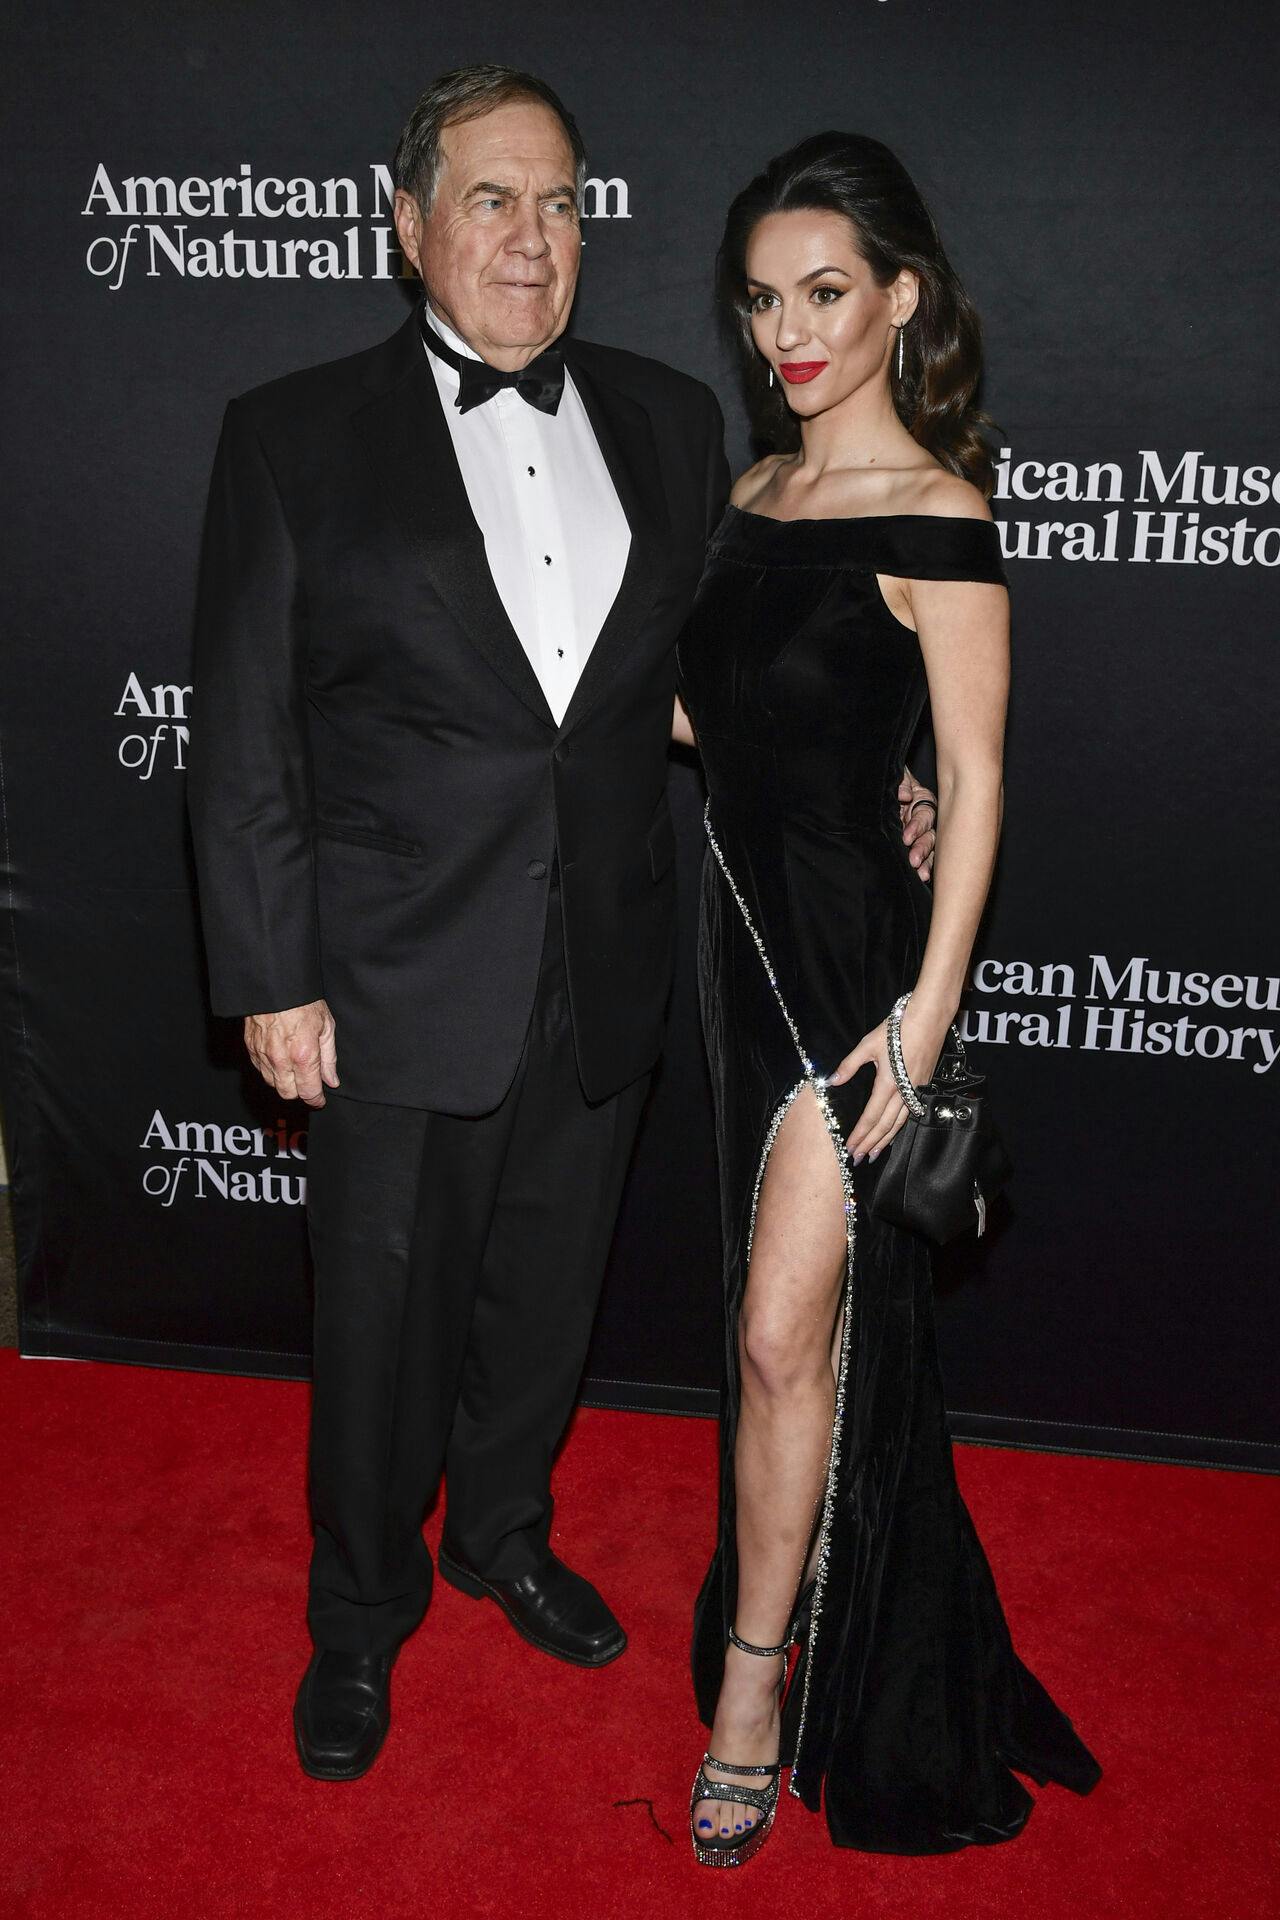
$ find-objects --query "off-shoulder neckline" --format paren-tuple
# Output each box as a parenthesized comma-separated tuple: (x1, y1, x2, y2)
(725, 503, 997, 531)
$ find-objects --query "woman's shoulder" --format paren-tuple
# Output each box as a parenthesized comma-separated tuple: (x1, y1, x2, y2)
(877, 469, 1004, 580)
(821, 462, 992, 525)
(893, 467, 993, 524)
(729, 454, 789, 509)
(816, 466, 1005, 585)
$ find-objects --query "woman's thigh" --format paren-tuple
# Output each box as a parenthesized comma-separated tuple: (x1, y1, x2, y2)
(741, 1084, 848, 1374)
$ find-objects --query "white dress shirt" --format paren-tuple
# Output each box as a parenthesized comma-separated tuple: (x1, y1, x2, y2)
(422, 309, 631, 725)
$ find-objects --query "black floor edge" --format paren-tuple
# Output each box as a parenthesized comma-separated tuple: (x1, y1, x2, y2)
(19, 1334, 1279, 1473)
(578, 1377, 720, 1419)
(19, 1330, 313, 1383)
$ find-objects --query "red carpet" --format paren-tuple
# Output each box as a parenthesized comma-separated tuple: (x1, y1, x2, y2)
(2, 1349, 1277, 1920)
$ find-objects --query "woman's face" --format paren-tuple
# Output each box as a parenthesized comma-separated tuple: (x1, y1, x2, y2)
(745, 208, 916, 418)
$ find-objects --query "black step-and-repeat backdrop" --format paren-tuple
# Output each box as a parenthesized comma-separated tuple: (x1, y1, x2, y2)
(3, 3, 1277, 1470)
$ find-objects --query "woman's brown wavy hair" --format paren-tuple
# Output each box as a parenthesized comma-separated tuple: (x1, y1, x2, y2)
(717, 132, 995, 496)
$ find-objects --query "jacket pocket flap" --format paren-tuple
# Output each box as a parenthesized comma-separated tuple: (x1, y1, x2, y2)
(315, 823, 421, 858)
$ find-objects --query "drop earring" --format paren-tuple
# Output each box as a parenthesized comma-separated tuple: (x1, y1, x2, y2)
(768, 364, 775, 389)
(896, 326, 904, 379)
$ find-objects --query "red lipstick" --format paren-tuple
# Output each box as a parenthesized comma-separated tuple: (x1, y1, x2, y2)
(779, 361, 827, 384)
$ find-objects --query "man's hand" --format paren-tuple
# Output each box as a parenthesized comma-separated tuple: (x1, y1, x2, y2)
(244, 1000, 339, 1108)
(898, 767, 938, 883)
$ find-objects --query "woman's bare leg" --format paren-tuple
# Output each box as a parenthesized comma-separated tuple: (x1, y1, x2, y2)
(693, 1085, 847, 1842)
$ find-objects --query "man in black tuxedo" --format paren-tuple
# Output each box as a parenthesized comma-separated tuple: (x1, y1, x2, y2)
(188, 64, 730, 1780)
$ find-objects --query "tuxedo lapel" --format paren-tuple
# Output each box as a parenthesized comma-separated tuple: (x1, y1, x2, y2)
(558, 348, 669, 737)
(351, 316, 555, 727)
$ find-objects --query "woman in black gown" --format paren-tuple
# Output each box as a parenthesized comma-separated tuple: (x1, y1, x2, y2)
(674, 135, 1100, 1864)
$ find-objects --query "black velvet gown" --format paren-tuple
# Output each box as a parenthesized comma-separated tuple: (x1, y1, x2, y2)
(677, 506, 1101, 1854)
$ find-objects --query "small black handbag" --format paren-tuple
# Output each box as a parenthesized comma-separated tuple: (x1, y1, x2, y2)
(870, 998, 1012, 1244)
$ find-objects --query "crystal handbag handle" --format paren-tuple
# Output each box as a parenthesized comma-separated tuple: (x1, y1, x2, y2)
(886, 992, 967, 1118)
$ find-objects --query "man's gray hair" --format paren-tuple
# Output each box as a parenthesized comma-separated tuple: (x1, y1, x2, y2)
(392, 64, 587, 213)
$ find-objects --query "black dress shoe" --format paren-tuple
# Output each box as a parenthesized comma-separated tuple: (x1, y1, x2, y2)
(293, 1649, 393, 1780)
(438, 1543, 627, 1668)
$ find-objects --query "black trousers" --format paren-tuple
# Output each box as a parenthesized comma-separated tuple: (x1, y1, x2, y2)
(303, 878, 649, 1655)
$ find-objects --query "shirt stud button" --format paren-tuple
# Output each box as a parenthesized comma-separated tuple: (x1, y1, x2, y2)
(528, 465, 536, 476)
(544, 554, 552, 565)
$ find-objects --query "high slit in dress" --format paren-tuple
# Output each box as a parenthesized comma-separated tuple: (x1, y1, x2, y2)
(677, 505, 1101, 1854)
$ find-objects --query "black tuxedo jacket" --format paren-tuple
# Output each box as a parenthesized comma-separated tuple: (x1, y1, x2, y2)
(187, 305, 730, 1112)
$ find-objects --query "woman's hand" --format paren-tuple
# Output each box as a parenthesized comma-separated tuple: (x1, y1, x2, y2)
(826, 995, 954, 1164)
(898, 767, 937, 881)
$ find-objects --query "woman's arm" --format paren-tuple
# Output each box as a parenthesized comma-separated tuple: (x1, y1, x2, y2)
(672, 693, 697, 748)
(830, 566, 1009, 1161)
(904, 574, 1009, 1031)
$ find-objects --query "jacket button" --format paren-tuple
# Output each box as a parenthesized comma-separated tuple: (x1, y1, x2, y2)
(527, 859, 547, 879)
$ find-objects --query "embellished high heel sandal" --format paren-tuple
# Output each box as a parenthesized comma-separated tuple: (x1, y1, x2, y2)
(690, 1627, 787, 1868)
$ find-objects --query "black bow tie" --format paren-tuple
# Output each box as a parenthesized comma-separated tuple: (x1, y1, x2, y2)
(420, 311, 565, 417)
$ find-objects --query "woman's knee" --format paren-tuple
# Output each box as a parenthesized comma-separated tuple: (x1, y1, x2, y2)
(739, 1296, 830, 1398)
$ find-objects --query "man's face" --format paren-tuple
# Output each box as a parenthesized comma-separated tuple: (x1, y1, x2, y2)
(395, 100, 581, 370)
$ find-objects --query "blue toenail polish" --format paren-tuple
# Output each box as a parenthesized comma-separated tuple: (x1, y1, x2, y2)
(698, 1819, 712, 1830)
(721, 1826, 730, 1835)
(735, 1823, 743, 1832)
